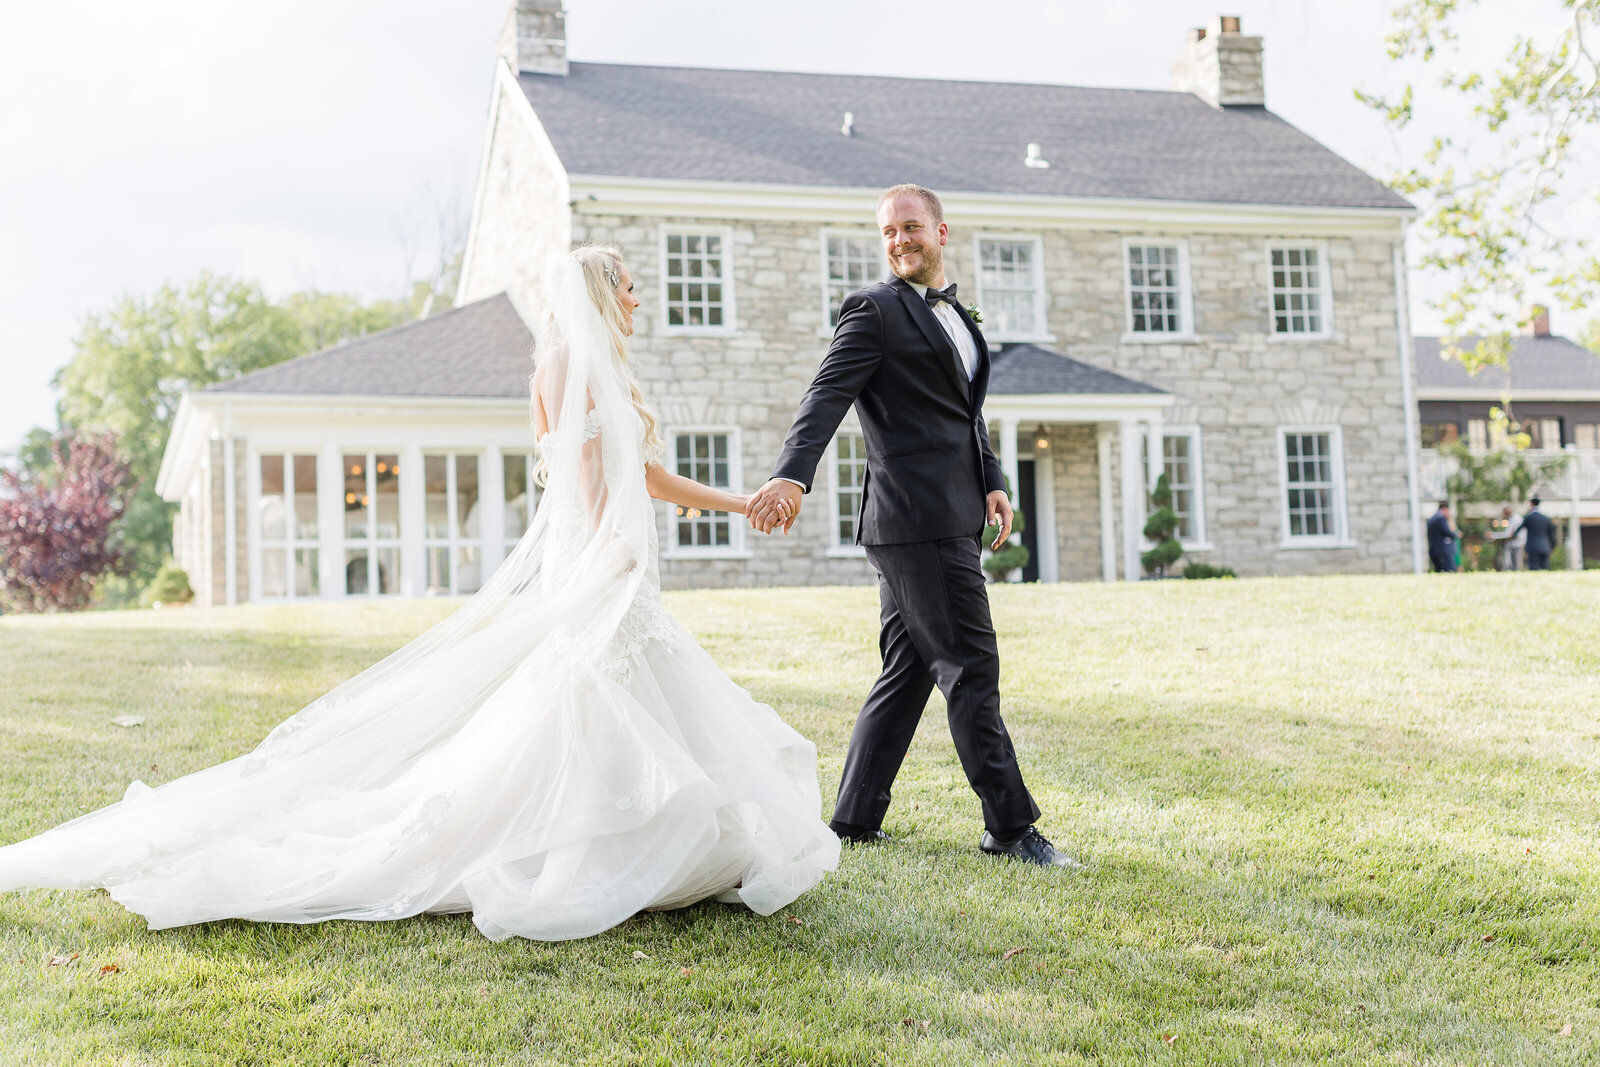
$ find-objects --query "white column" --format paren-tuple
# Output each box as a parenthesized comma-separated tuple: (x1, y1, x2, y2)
(318, 444, 343, 598)
(400, 444, 426, 597)
(222, 403, 237, 606)
(1097, 425, 1116, 582)
(1145, 414, 1164, 492)
(1393, 239, 1427, 574)
(998, 415, 1024, 502)
(480, 445, 506, 578)
(997, 417, 1021, 581)
(1119, 419, 1145, 581)
(1567, 443, 1584, 570)
(244, 444, 260, 603)
(1034, 440, 1059, 582)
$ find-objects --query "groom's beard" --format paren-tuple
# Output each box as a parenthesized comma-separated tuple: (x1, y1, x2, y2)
(889, 244, 944, 287)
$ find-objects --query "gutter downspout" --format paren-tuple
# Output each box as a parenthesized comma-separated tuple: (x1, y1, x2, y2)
(1392, 235, 1425, 574)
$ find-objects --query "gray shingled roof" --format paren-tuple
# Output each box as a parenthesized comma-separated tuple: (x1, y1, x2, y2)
(989, 343, 1165, 396)
(1413, 334, 1600, 392)
(520, 64, 1411, 211)
(205, 294, 534, 397)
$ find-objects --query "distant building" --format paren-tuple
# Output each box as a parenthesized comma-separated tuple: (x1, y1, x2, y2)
(1414, 309, 1600, 563)
(159, 6, 1425, 606)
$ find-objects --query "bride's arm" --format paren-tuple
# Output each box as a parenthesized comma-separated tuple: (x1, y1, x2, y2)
(644, 462, 755, 515)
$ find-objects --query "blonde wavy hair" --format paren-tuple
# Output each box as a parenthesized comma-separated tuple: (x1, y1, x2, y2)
(533, 245, 664, 479)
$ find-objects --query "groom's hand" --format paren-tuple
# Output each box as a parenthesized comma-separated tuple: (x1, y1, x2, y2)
(986, 491, 1013, 550)
(749, 479, 803, 534)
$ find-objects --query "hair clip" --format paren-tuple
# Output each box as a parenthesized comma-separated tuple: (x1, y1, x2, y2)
(603, 264, 621, 288)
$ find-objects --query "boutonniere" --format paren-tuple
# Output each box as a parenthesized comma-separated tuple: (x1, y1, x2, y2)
(965, 303, 984, 329)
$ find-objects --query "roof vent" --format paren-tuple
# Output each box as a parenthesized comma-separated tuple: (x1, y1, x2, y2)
(841, 111, 854, 137)
(1024, 143, 1050, 169)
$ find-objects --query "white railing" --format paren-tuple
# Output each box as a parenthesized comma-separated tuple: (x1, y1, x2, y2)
(1418, 447, 1600, 505)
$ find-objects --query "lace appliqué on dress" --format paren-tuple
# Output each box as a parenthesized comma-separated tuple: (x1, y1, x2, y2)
(597, 593, 682, 682)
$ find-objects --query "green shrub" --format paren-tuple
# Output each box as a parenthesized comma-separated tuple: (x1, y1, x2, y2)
(1140, 474, 1182, 577)
(140, 561, 194, 607)
(1182, 562, 1236, 580)
(1550, 545, 1567, 571)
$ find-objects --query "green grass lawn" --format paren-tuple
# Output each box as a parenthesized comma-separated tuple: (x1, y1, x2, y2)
(1, 573, 1596, 1065)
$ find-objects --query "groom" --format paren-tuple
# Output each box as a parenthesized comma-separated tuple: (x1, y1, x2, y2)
(748, 184, 1074, 868)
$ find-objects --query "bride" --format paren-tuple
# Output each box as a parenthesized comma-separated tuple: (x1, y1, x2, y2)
(0, 246, 840, 941)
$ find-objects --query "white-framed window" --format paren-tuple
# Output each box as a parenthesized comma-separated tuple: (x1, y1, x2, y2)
(974, 234, 1048, 340)
(341, 450, 403, 595)
(666, 428, 746, 557)
(1122, 238, 1193, 340)
(257, 453, 319, 598)
(1155, 427, 1208, 549)
(501, 450, 541, 554)
(660, 227, 734, 332)
(821, 230, 882, 330)
(422, 453, 484, 596)
(826, 431, 869, 555)
(1277, 427, 1351, 547)
(1267, 241, 1334, 338)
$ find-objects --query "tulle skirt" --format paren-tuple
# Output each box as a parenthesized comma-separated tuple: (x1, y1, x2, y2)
(0, 611, 840, 942)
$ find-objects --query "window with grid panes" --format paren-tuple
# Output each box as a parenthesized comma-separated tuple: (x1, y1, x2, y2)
(977, 238, 1042, 336)
(342, 451, 402, 595)
(673, 433, 733, 548)
(501, 451, 541, 555)
(833, 433, 867, 546)
(258, 453, 319, 598)
(1162, 434, 1201, 543)
(422, 453, 483, 596)
(1127, 243, 1184, 334)
(825, 234, 879, 328)
(1270, 246, 1328, 335)
(664, 232, 727, 328)
(1282, 432, 1340, 540)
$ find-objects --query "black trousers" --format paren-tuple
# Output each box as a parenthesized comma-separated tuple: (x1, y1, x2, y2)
(830, 535, 1041, 837)
(1526, 550, 1551, 570)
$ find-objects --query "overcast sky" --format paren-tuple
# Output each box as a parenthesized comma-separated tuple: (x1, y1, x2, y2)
(1, 0, 1589, 454)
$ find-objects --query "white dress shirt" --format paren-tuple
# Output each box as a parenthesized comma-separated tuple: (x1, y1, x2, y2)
(909, 281, 978, 382)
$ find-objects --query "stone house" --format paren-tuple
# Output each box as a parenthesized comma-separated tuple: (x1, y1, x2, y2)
(158, 6, 1425, 605)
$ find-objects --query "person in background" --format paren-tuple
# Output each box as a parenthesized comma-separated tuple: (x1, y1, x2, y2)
(1427, 501, 1458, 573)
(1492, 505, 1523, 571)
(1520, 497, 1556, 571)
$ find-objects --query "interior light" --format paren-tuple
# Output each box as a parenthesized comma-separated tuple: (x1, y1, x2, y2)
(345, 493, 356, 505)
(352, 464, 363, 476)
(376, 462, 387, 473)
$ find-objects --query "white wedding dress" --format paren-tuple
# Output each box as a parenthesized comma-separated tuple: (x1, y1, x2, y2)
(0, 258, 839, 942)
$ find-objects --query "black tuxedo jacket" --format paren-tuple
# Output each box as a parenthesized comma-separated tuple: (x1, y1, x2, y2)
(772, 276, 1005, 545)
(1520, 508, 1555, 554)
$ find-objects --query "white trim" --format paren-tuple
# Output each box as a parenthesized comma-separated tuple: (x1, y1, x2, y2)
(567, 173, 1415, 234)
(1415, 387, 1600, 401)
(1264, 239, 1336, 340)
(983, 393, 1176, 423)
(662, 424, 748, 559)
(1159, 424, 1209, 550)
(1276, 425, 1356, 549)
(658, 225, 738, 335)
(251, 449, 324, 601)
(972, 232, 1054, 342)
(819, 228, 883, 335)
(1024, 450, 1059, 582)
(1393, 239, 1425, 574)
(1121, 237, 1195, 340)
(1097, 426, 1117, 582)
(1119, 420, 1146, 580)
(824, 432, 869, 558)
(221, 403, 237, 606)
(419, 450, 490, 596)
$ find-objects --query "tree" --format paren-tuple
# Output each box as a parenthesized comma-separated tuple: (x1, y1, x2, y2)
(0, 433, 133, 613)
(46, 276, 406, 601)
(1141, 473, 1183, 577)
(1358, 0, 1600, 372)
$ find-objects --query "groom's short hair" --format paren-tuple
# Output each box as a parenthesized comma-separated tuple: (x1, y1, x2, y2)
(878, 183, 943, 224)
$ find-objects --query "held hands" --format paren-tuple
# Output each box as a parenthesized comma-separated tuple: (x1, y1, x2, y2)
(747, 478, 802, 534)
(986, 490, 1013, 550)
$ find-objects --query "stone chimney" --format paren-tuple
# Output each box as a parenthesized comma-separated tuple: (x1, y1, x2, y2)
(1523, 304, 1551, 337)
(497, 0, 567, 77)
(1170, 15, 1264, 108)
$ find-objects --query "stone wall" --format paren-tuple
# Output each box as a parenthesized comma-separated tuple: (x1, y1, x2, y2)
(1043, 228, 1412, 577)
(1049, 424, 1104, 581)
(457, 76, 571, 324)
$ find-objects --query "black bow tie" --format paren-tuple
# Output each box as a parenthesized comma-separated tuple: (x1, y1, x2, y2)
(924, 283, 958, 309)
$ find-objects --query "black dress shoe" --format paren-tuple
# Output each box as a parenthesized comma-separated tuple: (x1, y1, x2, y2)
(833, 826, 892, 845)
(979, 826, 1082, 869)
